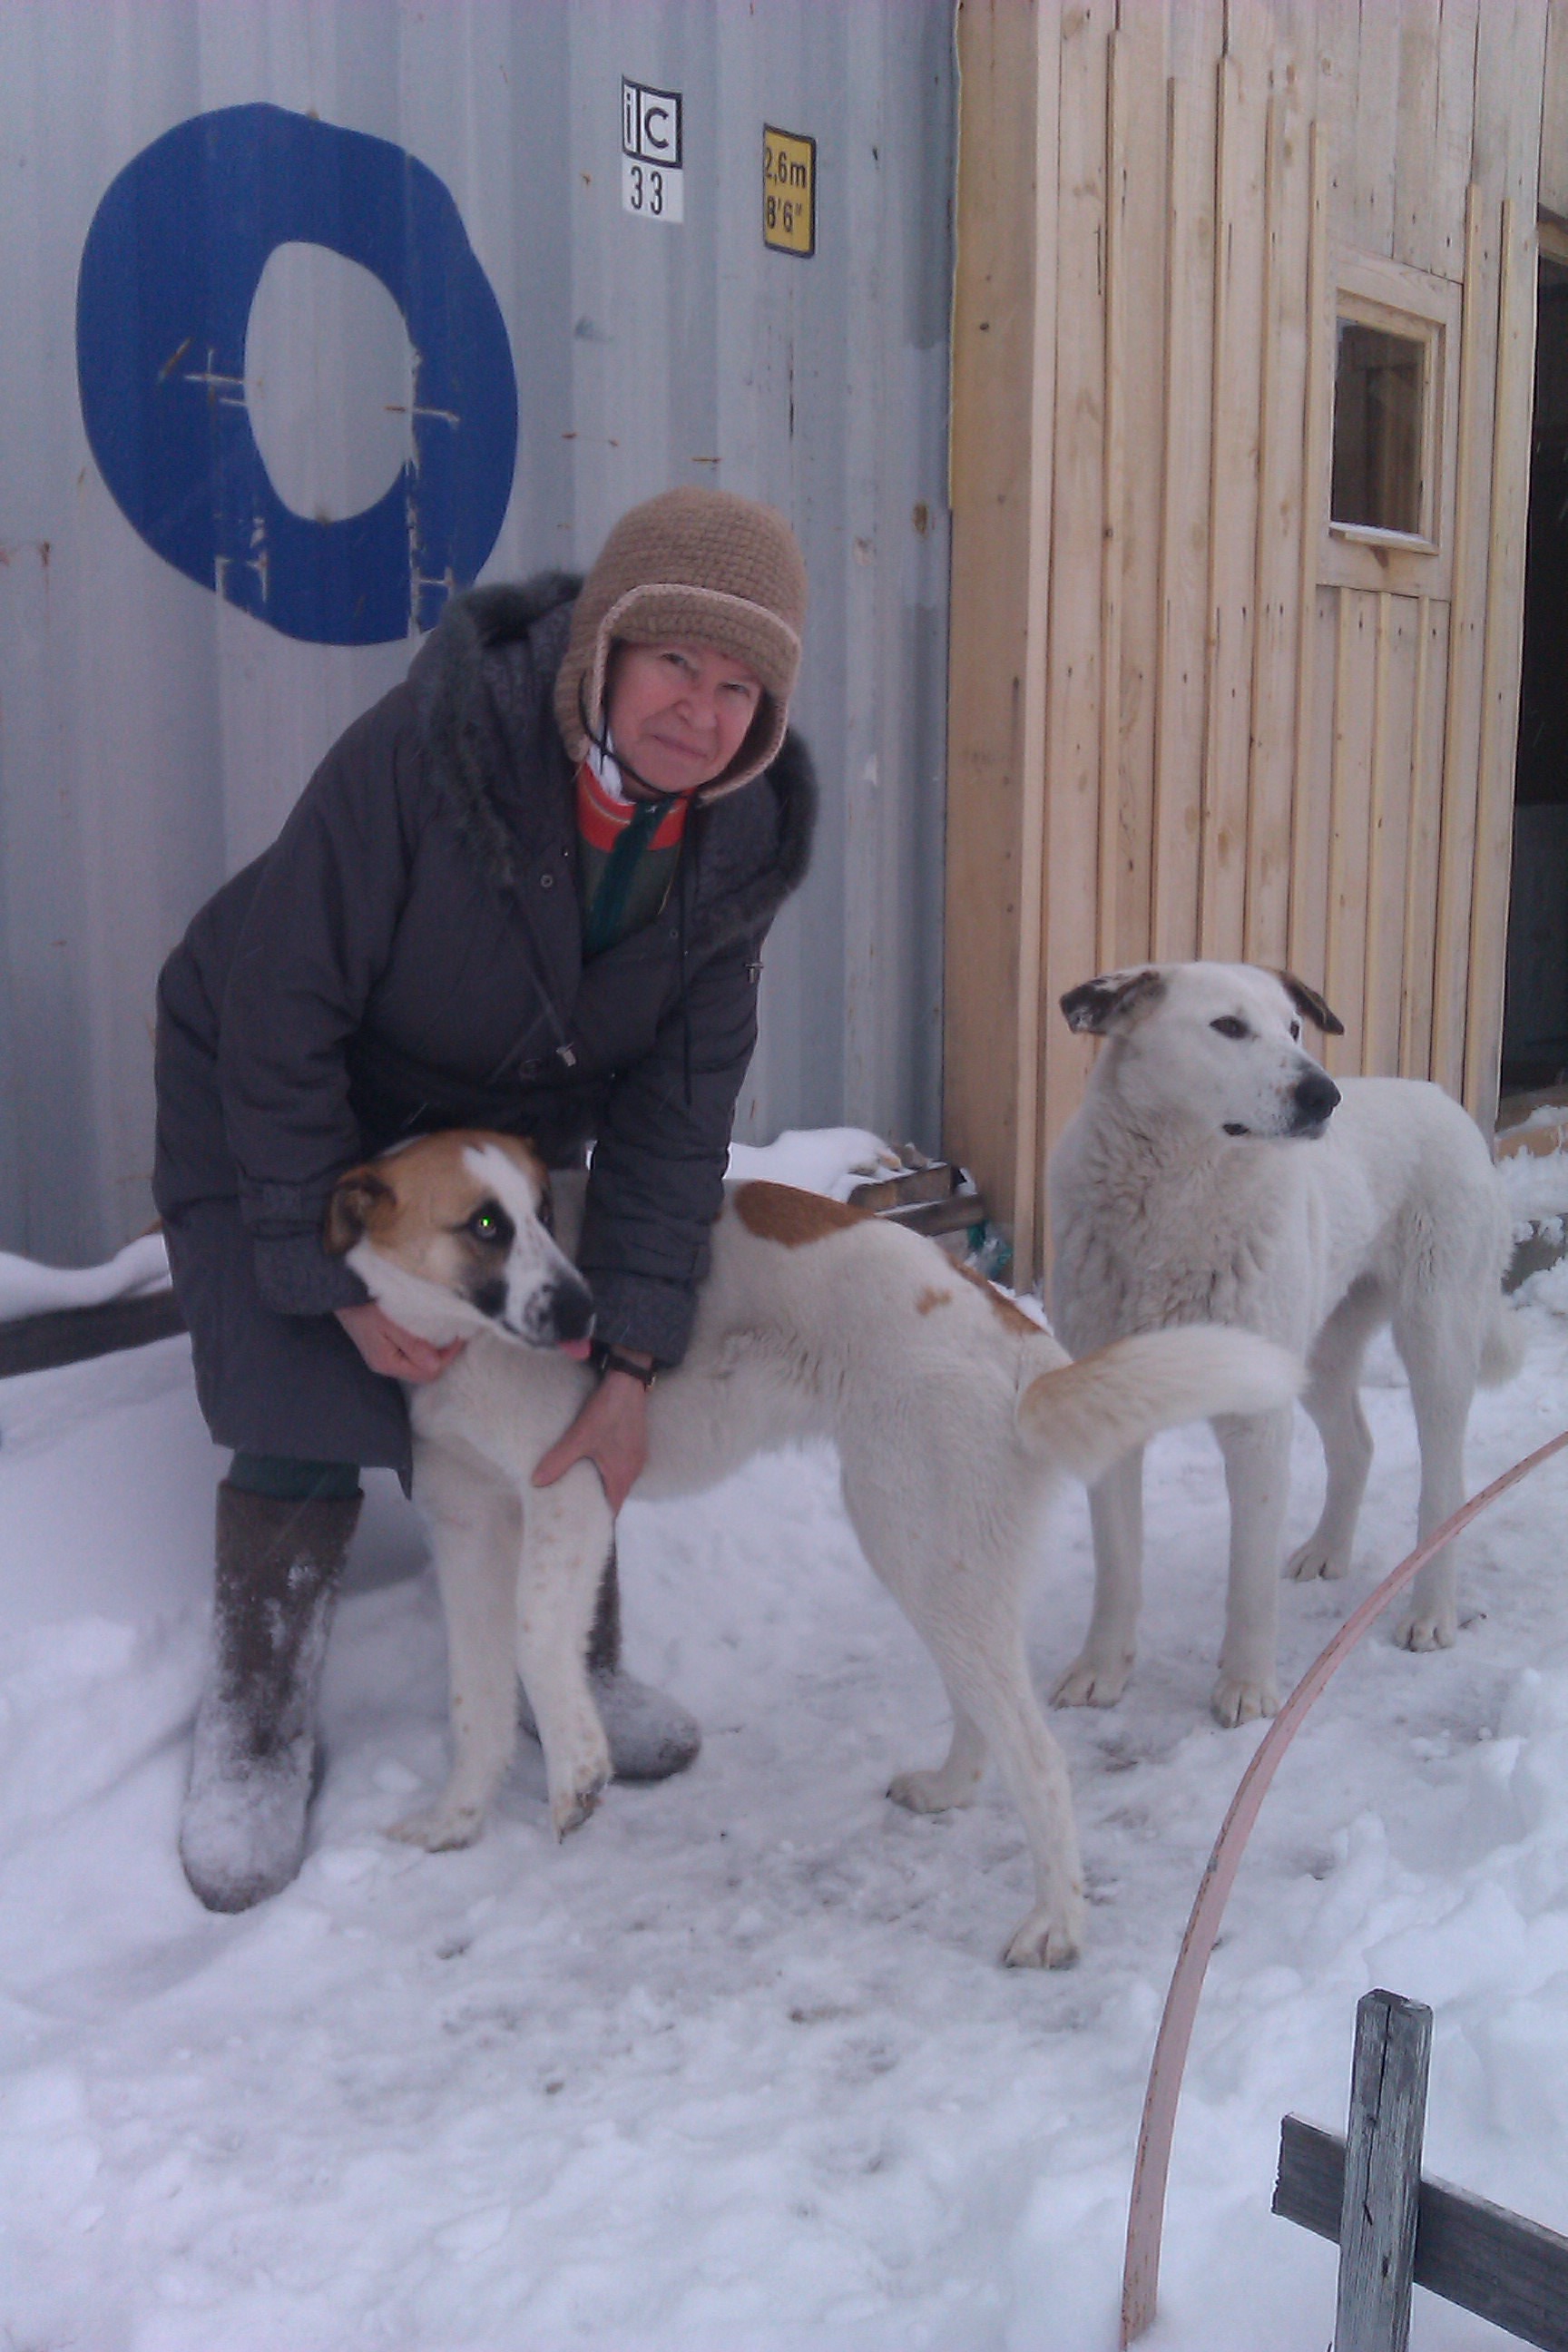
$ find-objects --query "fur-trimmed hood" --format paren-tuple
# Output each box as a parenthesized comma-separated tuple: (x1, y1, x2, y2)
(407, 574, 817, 960)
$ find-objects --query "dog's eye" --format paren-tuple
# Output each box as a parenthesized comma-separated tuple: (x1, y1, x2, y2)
(1289, 1019, 1301, 1041)
(537, 1189, 554, 1233)
(1210, 1015, 1250, 1041)
(466, 1201, 514, 1247)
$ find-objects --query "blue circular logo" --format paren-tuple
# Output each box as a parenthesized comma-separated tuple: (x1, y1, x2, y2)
(76, 103, 518, 645)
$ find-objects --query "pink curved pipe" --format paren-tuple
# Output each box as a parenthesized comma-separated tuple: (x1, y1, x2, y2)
(1120, 1425, 1568, 2347)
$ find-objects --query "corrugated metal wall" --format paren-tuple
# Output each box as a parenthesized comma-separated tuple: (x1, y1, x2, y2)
(0, 0, 954, 1264)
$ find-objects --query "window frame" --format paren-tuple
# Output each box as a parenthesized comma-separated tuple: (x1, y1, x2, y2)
(1318, 250, 1462, 600)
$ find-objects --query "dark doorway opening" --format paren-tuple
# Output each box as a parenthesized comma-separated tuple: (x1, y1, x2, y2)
(1502, 249, 1568, 1095)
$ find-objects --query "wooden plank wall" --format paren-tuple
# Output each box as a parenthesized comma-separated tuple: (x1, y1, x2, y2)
(943, 0, 1056, 1262)
(1544, 0, 1568, 222)
(946, 0, 1550, 1282)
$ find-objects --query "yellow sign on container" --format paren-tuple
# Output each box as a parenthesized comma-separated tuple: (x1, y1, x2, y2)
(763, 126, 816, 258)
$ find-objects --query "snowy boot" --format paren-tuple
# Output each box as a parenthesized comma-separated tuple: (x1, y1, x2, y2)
(519, 1541, 701, 1783)
(179, 1481, 361, 1912)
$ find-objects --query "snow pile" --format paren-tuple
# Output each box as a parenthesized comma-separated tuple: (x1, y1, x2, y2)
(728, 1126, 898, 1200)
(1498, 1138, 1568, 1241)
(2, 1165, 1567, 2347)
(0, 1230, 170, 1324)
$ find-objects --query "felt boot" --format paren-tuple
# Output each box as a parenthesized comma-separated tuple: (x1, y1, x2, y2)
(519, 1541, 701, 1783)
(179, 1481, 361, 1912)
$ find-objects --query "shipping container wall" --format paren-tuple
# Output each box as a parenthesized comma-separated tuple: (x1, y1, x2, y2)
(0, 0, 954, 1263)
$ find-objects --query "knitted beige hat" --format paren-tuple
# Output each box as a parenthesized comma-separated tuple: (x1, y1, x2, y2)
(554, 486, 808, 797)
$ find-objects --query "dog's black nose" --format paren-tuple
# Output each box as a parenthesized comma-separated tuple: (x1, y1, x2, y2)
(1293, 1070, 1340, 1127)
(547, 1279, 594, 1345)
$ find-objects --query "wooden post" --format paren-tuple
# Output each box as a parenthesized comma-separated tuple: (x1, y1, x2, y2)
(943, 0, 1057, 1287)
(1276, 2112, 1568, 2349)
(1336, 1989, 1434, 2352)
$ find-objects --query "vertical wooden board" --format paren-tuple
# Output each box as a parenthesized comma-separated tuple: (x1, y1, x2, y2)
(1289, 124, 1331, 979)
(945, 0, 1025, 1209)
(1166, 0, 1225, 90)
(1431, 186, 1498, 1097)
(1038, 0, 1113, 1215)
(1198, 33, 1267, 959)
(1359, 592, 1396, 1072)
(1150, 65, 1218, 962)
(1353, 0, 1403, 258)
(1260, 0, 1320, 117)
(1363, 594, 1420, 1075)
(1544, 0, 1568, 219)
(1432, 691, 1485, 1097)
(1245, 83, 1313, 965)
(1296, 585, 1340, 1010)
(943, 0, 1054, 1239)
(1518, 2, 1553, 210)
(1324, 590, 1377, 1073)
(1099, 24, 1130, 977)
(1465, 198, 1538, 1126)
(1152, 0, 1225, 967)
(1314, 0, 1363, 252)
(1394, 0, 1443, 276)
(1432, 0, 1481, 279)
(1009, 0, 1064, 1283)
(1335, 1993, 1432, 2352)
(1471, 0, 1546, 214)
(1103, 4, 1171, 975)
(1400, 598, 1450, 1073)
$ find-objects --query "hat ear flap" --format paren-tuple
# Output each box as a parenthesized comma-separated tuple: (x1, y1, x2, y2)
(324, 1168, 392, 1257)
(1060, 968, 1167, 1035)
(1273, 971, 1346, 1036)
(732, 688, 780, 773)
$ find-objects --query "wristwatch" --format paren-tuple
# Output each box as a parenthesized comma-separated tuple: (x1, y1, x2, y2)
(593, 1341, 660, 1389)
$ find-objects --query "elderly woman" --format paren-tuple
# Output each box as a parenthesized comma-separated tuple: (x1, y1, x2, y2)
(154, 487, 814, 1911)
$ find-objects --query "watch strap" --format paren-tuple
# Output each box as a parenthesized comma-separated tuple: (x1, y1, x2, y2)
(593, 1342, 660, 1389)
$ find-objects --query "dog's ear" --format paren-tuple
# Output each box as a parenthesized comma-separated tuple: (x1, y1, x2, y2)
(323, 1167, 393, 1256)
(1060, 968, 1166, 1035)
(1273, 971, 1346, 1036)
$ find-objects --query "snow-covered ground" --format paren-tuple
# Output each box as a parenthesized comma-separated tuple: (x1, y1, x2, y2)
(4, 1142, 1568, 2351)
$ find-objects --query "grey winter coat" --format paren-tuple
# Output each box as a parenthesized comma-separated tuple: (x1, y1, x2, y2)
(153, 575, 816, 1485)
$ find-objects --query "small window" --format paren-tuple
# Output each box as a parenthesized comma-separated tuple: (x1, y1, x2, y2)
(1318, 252, 1460, 598)
(1331, 322, 1426, 534)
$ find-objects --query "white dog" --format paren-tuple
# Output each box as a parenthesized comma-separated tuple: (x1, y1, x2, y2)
(1048, 961, 1523, 1728)
(324, 1130, 1298, 1965)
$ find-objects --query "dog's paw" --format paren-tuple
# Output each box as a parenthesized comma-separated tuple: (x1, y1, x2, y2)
(1052, 1653, 1132, 1710)
(887, 1765, 979, 1816)
(1286, 1534, 1350, 1583)
(389, 1799, 484, 1852)
(1395, 1609, 1456, 1653)
(1002, 1896, 1084, 1969)
(549, 1739, 612, 1839)
(551, 1773, 608, 1839)
(1210, 1673, 1279, 1729)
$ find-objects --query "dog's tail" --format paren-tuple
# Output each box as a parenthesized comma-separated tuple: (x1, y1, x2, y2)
(1015, 1327, 1302, 1484)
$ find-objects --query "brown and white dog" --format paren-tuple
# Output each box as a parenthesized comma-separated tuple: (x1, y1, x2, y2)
(326, 1130, 1298, 1965)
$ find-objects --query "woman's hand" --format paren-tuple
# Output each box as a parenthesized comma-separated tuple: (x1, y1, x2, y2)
(533, 1364, 651, 1514)
(336, 1300, 465, 1384)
